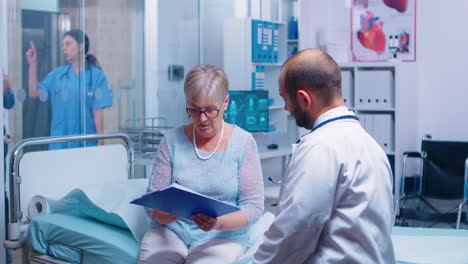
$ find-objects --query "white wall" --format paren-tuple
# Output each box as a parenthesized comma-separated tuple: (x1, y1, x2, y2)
(201, 0, 236, 67)
(297, 0, 420, 189)
(201, 0, 282, 67)
(22, 0, 58, 12)
(0, 0, 6, 262)
(299, 0, 468, 142)
(145, 0, 199, 128)
(417, 0, 468, 141)
(298, 0, 350, 54)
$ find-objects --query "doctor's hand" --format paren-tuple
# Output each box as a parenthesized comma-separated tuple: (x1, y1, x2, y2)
(25, 40, 37, 65)
(151, 209, 179, 225)
(191, 213, 222, 232)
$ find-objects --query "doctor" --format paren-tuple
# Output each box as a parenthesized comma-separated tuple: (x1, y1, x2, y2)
(26, 29, 112, 149)
(252, 49, 395, 263)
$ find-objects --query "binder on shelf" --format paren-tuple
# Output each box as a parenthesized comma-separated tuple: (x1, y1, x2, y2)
(358, 113, 394, 153)
(358, 69, 393, 109)
(341, 70, 353, 106)
(266, 22, 274, 63)
(273, 23, 280, 63)
(357, 70, 375, 108)
(374, 113, 393, 153)
(262, 21, 270, 62)
(252, 65, 265, 90)
(359, 113, 371, 136)
(376, 70, 393, 109)
(252, 20, 263, 62)
(130, 183, 240, 220)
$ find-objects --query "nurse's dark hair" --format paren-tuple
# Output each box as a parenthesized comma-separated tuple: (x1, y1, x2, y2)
(64, 29, 102, 69)
(282, 49, 342, 105)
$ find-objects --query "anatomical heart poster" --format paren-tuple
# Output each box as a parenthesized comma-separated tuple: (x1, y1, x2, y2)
(351, 0, 416, 61)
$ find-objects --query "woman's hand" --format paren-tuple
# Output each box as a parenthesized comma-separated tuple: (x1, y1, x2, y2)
(191, 213, 222, 232)
(25, 40, 37, 65)
(151, 209, 179, 225)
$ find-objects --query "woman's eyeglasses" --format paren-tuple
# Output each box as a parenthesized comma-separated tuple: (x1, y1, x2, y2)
(186, 107, 221, 118)
(186, 101, 225, 118)
(186, 100, 225, 118)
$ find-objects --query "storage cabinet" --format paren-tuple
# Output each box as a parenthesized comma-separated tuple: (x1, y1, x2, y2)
(278, 0, 418, 197)
(223, 18, 297, 151)
(341, 64, 399, 174)
(223, 18, 404, 201)
(224, 17, 297, 207)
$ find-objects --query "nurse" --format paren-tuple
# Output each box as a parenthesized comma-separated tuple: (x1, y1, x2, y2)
(26, 29, 112, 149)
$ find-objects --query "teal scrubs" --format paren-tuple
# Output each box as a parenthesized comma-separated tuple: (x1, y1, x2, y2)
(38, 64, 112, 149)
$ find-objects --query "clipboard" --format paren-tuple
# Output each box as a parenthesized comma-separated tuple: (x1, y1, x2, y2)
(130, 183, 240, 220)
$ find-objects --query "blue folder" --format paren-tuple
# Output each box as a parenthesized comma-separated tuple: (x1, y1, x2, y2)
(130, 183, 240, 220)
(252, 20, 263, 62)
(273, 23, 280, 63)
(252, 65, 265, 90)
(262, 21, 271, 62)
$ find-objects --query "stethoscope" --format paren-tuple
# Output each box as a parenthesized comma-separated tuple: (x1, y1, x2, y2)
(59, 64, 95, 146)
(267, 115, 360, 184)
(59, 64, 94, 97)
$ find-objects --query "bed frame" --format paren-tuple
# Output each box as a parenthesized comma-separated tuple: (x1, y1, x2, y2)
(4, 133, 134, 264)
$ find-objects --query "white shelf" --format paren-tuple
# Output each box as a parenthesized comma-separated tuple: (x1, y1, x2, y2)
(259, 145, 292, 160)
(342, 65, 397, 155)
(252, 62, 283, 67)
(252, 19, 286, 25)
(339, 62, 400, 68)
(269, 105, 284, 110)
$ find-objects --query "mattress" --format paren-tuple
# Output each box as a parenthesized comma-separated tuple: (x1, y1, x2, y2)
(28, 213, 139, 264)
(393, 226, 468, 264)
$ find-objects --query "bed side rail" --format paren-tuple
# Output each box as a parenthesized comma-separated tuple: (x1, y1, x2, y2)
(7, 133, 134, 240)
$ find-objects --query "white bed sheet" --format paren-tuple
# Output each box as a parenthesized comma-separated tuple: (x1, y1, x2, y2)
(392, 227, 468, 264)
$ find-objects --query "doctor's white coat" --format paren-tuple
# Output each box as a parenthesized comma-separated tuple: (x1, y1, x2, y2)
(252, 106, 395, 264)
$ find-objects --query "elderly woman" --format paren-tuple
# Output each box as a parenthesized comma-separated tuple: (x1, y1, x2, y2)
(139, 65, 264, 264)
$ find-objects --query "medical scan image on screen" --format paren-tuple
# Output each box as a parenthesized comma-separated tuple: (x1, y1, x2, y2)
(224, 90, 269, 132)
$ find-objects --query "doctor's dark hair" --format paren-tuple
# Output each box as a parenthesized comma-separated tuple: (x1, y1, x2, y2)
(64, 29, 102, 69)
(282, 49, 342, 105)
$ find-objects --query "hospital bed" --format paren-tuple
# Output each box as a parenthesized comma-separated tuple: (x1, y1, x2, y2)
(3, 133, 274, 264)
(393, 226, 468, 264)
(4, 133, 143, 263)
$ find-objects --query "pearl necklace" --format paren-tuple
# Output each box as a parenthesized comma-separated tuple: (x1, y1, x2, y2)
(193, 121, 225, 160)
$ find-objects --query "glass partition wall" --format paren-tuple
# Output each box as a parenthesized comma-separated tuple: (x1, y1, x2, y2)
(5, 0, 201, 149)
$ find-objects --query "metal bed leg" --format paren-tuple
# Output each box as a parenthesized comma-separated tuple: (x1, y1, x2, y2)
(456, 202, 463, 229)
(394, 198, 401, 226)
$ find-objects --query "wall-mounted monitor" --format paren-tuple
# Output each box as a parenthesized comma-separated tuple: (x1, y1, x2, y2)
(224, 90, 269, 132)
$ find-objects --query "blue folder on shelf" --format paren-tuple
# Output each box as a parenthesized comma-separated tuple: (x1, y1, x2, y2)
(273, 23, 280, 63)
(252, 20, 263, 62)
(130, 183, 240, 220)
(252, 65, 265, 90)
(262, 21, 272, 62)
